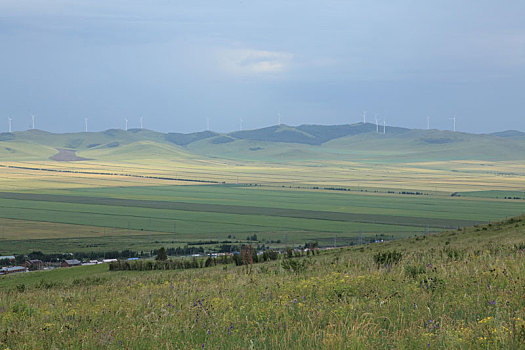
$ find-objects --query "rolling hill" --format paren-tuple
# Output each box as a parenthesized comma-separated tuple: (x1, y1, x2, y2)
(0, 123, 524, 163)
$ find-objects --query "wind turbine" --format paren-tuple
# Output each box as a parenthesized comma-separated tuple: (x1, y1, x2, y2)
(31, 114, 35, 129)
(239, 118, 243, 131)
(449, 116, 456, 132)
(84, 118, 88, 132)
(125, 118, 128, 131)
(427, 116, 430, 130)
(383, 119, 386, 134)
(140, 116, 143, 129)
(362, 111, 367, 124)
(278, 112, 281, 125)
(375, 115, 379, 133)
(8, 118, 12, 133)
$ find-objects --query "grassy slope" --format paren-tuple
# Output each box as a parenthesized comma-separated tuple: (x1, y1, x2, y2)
(0, 216, 524, 349)
(2, 124, 525, 162)
(186, 126, 525, 162)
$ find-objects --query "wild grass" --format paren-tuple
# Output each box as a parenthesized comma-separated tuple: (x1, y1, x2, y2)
(1, 216, 524, 349)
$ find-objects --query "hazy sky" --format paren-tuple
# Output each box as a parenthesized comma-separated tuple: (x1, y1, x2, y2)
(1, 0, 524, 133)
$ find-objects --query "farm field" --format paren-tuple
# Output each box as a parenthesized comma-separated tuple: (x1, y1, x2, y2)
(0, 185, 524, 254)
(1, 157, 525, 194)
(1, 215, 524, 348)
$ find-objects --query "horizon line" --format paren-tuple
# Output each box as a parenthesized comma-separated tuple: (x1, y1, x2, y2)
(1, 122, 523, 136)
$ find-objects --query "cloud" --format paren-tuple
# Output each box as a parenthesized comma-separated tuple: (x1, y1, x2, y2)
(217, 48, 293, 76)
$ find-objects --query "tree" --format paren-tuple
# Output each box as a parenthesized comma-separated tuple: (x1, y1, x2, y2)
(15, 255, 26, 265)
(156, 247, 167, 261)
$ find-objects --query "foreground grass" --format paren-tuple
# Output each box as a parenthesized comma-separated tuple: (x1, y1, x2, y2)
(1, 217, 524, 349)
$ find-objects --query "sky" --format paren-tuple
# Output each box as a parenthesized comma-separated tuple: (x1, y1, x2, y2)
(1, 0, 524, 134)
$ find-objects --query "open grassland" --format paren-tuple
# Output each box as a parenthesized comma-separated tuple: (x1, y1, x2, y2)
(1, 157, 524, 194)
(0, 185, 524, 254)
(1, 216, 524, 349)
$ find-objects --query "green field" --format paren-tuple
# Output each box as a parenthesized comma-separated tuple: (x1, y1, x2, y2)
(0, 185, 524, 254)
(457, 190, 525, 199)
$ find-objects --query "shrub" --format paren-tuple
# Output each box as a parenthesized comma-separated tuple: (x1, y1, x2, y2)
(37, 279, 59, 289)
(444, 248, 465, 261)
(156, 247, 168, 261)
(514, 243, 525, 251)
(281, 258, 306, 273)
(373, 250, 403, 267)
(419, 276, 445, 294)
(404, 264, 426, 279)
(262, 250, 279, 261)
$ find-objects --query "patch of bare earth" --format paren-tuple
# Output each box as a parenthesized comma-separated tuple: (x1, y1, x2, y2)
(49, 149, 92, 161)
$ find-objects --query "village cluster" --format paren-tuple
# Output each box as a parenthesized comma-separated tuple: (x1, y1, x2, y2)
(0, 255, 119, 275)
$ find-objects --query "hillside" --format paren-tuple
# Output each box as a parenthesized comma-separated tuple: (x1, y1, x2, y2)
(490, 130, 525, 139)
(1, 124, 525, 163)
(1, 215, 524, 349)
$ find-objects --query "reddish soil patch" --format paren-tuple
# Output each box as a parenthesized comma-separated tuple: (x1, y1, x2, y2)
(49, 149, 92, 161)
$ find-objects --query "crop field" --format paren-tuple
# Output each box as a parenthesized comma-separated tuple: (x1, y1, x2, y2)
(0, 184, 524, 254)
(1, 157, 525, 193)
(1, 216, 524, 349)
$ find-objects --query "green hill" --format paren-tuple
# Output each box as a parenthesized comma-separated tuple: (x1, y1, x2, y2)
(322, 129, 525, 161)
(165, 131, 219, 146)
(227, 123, 412, 145)
(80, 140, 194, 161)
(490, 130, 525, 139)
(1, 124, 525, 163)
(230, 125, 319, 144)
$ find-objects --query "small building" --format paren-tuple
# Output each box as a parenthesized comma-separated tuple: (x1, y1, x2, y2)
(61, 259, 82, 268)
(0, 256, 15, 262)
(24, 259, 45, 270)
(0, 266, 28, 275)
(82, 260, 102, 266)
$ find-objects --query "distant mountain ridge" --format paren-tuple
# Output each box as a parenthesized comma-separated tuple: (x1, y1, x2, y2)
(174, 123, 415, 146)
(489, 130, 525, 139)
(1, 123, 525, 162)
(1, 123, 523, 148)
